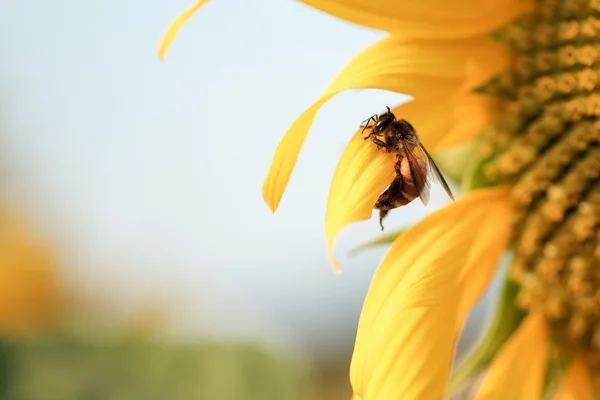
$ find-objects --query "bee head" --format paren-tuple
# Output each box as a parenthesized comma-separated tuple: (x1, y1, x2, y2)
(375, 106, 396, 131)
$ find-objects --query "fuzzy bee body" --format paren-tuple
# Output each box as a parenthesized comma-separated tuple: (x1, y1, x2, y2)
(374, 155, 420, 228)
(361, 107, 455, 230)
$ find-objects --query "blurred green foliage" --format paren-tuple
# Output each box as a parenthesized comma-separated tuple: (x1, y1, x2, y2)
(0, 337, 311, 400)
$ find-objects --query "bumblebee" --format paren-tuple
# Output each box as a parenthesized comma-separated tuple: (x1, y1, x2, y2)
(361, 107, 455, 230)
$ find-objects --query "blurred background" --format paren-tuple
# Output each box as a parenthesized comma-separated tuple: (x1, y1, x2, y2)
(0, 0, 501, 398)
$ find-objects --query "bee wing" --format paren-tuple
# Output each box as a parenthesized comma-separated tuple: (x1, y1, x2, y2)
(404, 144, 431, 206)
(418, 143, 455, 201)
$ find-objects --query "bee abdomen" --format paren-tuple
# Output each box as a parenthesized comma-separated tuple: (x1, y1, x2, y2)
(380, 195, 413, 209)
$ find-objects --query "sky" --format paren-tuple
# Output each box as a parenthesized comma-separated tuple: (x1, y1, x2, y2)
(0, 0, 493, 361)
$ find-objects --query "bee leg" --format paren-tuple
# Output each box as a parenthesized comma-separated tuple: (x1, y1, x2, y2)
(360, 115, 377, 128)
(371, 137, 393, 152)
(379, 210, 389, 231)
(360, 116, 377, 137)
(361, 125, 371, 137)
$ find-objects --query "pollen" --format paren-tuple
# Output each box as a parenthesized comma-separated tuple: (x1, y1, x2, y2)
(482, 0, 600, 372)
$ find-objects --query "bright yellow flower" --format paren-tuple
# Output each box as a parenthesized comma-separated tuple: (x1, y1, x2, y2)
(159, 0, 600, 398)
(0, 207, 57, 337)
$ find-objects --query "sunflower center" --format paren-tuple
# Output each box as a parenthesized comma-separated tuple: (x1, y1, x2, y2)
(482, 0, 600, 370)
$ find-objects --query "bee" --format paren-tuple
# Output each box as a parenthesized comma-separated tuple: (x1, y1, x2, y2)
(361, 106, 455, 230)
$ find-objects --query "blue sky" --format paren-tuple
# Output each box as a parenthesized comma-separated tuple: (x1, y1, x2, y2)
(0, 0, 477, 358)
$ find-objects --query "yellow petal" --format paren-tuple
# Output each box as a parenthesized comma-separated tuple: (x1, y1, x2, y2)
(475, 313, 549, 400)
(300, 0, 533, 39)
(349, 187, 513, 399)
(555, 356, 593, 400)
(325, 132, 396, 272)
(159, 0, 210, 60)
(455, 191, 512, 329)
(263, 36, 508, 212)
(392, 94, 498, 153)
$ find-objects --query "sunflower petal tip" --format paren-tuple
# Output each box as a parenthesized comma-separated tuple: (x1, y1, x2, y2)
(328, 248, 343, 274)
(158, 38, 173, 61)
(262, 195, 278, 214)
(262, 178, 285, 214)
(158, 40, 169, 59)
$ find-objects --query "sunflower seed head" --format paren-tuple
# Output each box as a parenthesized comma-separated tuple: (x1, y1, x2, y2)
(481, 0, 600, 371)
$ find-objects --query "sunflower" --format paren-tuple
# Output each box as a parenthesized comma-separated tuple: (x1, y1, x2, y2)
(159, 0, 600, 398)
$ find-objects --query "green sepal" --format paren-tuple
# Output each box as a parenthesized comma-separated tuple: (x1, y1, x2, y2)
(447, 275, 525, 393)
(461, 144, 500, 192)
(473, 76, 501, 96)
(431, 138, 479, 184)
(488, 29, 505, 43)
(487, 21, 525, 45)
(350, 229, 406, 254)
(487, 23, 516, 44)
(540, 351, 565, 400)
